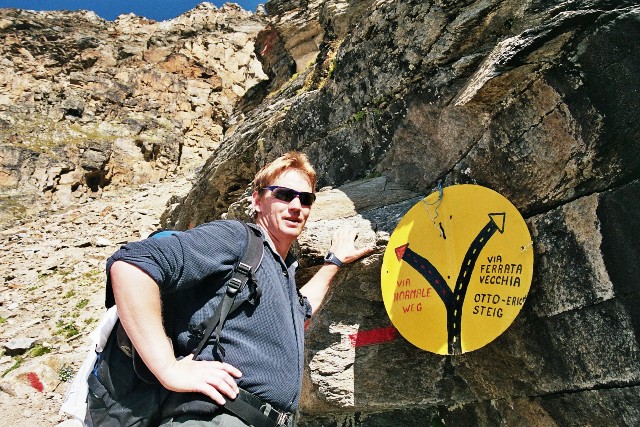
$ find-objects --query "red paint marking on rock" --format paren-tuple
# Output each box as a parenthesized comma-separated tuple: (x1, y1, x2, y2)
(349, 326, 397, 347)
(26, 372, 44, 392)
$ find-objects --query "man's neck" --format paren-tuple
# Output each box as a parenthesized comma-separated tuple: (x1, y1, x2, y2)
(256, 223, 292, 260)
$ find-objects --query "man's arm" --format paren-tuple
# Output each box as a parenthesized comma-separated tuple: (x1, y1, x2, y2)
(299, 228, 373, 314)
(110, 260, 241, 404)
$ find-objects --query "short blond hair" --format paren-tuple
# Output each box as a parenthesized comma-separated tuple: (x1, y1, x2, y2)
(252, 151, 317, 193)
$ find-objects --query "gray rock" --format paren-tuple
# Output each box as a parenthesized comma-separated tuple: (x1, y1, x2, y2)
(3, 337, 37, 356)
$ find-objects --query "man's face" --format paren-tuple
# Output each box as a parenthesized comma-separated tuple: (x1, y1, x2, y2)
(253, 168, 313, 250)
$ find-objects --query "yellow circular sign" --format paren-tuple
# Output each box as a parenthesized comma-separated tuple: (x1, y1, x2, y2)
(381, 184, 533, 355)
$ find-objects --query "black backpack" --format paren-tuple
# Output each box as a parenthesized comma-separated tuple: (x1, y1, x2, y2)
(87, 221, 264, 427)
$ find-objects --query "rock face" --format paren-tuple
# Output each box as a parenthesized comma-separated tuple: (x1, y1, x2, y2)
(1, 1, 639, 426)
(0, 4, 268, 221)
(165, 0, 640, 425)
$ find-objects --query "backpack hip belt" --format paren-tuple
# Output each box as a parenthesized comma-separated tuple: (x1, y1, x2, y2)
(227, 388, 292, 427)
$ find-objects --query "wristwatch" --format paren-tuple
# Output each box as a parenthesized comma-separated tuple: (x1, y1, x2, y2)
(324, 252, 343, 267)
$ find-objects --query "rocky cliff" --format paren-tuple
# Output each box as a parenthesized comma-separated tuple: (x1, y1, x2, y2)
(166, 0, 640, 425)
(0, 3, 269, 224)
(0, 1, 639, 426)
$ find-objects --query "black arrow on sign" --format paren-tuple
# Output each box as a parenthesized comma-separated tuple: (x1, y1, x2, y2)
(396, 212, 505, 354)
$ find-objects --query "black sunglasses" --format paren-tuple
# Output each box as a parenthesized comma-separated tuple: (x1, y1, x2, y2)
(262, 185, 316, 206)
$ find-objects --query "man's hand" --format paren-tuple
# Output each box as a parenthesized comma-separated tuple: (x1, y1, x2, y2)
(329, 227, 374, 265)
(157, 355, 242, 405)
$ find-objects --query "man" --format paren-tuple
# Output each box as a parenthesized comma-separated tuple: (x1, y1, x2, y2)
(95, 152, 372, 426)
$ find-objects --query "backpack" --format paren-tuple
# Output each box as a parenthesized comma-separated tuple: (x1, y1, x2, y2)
(69, 221, 264, 427)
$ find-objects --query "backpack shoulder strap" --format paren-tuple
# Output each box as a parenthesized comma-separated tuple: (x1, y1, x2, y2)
(192, 221, 264, 359)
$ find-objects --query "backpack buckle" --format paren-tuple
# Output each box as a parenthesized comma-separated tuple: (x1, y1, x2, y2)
(226, 277, 242, 295)
(276, 411, 290, 426)
(236, 262, 251, 276)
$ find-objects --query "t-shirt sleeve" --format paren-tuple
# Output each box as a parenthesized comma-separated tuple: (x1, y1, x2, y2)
(104, 220, 247, 306)
(302, 296, 313, 319)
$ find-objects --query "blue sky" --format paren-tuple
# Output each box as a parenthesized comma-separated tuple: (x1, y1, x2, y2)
(0, 1, 264, 21)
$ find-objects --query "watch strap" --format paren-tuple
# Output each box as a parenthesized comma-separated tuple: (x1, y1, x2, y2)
(324, 252, 343, 267)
